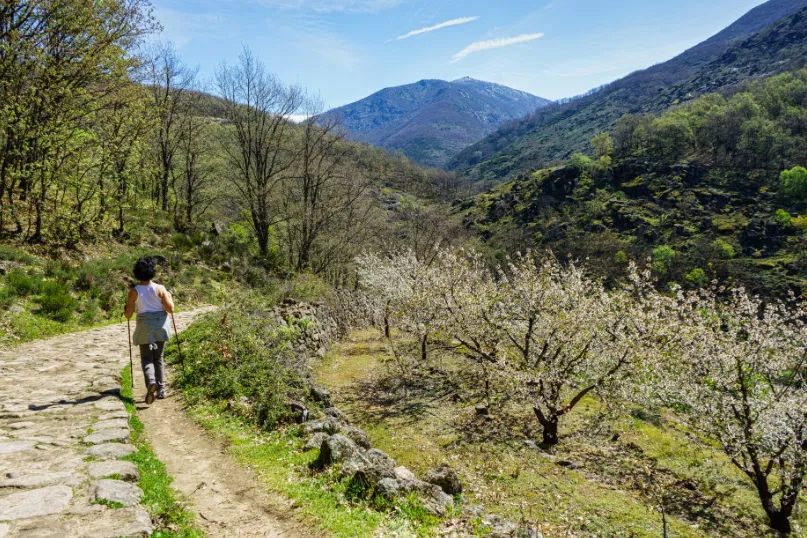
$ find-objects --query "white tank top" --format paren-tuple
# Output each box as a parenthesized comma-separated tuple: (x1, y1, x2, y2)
(135, 282, 164, 314)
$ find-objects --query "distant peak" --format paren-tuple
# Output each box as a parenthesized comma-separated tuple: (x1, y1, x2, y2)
(452, 76, 482, 84)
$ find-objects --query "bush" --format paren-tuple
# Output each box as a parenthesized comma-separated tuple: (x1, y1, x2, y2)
(712, 239, 736, 260)
(7, 269, 42, 296)
(38, 281, 78, 322)
(651, 246, 676, 276)
(780, 166, 807, 203)
(169, 303, 308, 429)
(0, 246, 37, 264)
(614, 250, 629, 265)
(685, 268, 710, 288)
(79, 298, 100, 325)
(285, 273, 334, 304)
(0, 288, 11, 309)
(774, 209, 791, 227)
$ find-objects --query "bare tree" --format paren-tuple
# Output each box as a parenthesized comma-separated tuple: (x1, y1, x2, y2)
(215, 47, 303, 257)
(147, 41, 196, 212)
(282, 97, 372, 272)
(174, 88, 214, 230)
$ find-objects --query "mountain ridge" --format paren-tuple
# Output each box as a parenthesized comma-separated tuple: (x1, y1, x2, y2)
(447, 0, 807, 184)
(320, 78, 551, 168)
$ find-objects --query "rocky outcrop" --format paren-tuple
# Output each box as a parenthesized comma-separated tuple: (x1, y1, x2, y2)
(424, 463, 462, 495)
(300, 404, 457, 516)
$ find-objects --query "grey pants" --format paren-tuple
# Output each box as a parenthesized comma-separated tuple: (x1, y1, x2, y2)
(139, 342, 166, 390)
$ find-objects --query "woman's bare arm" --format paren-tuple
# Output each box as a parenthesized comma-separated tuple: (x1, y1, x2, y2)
(159, 285, 175, 314)
(124, 288, 137, 319)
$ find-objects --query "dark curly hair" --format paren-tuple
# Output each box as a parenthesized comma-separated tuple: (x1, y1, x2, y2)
(133, 257, 157, 282)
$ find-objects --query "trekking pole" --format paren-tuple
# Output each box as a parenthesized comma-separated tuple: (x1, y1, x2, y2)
(170, 312, 184, 374)
(126, 318, 134, 389)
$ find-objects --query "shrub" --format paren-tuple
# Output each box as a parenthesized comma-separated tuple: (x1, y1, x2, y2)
(79, 298, 100, 325)
(285, 273, 334, 304)
(568, 153, 593, 173)
(651, 246, 676, 276)
(7, 269, 42, 296)
(774, 209, 791, 227)
(169, 303, 308, 429)
(685, 268, 709, 288)
(171, 233, 194, 250)
(614, 250, 629, 265)
(0, 246, 37, 264)
(0, 288, 11, 309)
(712, 239, 736, 259)
(780, 166, 807, 202)
(38, 281, 78, 322)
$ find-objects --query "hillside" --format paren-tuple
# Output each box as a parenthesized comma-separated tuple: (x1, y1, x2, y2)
(456, 69, 807, 298)
(320, 78, 551, 168)
(447, 0, 807, 184)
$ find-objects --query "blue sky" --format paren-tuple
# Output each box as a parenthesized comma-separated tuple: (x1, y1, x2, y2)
(152, 0, 768, 108)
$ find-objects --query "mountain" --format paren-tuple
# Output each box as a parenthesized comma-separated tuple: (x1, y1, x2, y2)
(320, 78, 551, 168)
(457, 68, 807, 299)
(447, 0, 807, 184)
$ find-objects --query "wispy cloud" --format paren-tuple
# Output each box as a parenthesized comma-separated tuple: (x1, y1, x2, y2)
(451, 33, 544, 64)
(261, 0, 402, 13)
(396, 16, 479, 40)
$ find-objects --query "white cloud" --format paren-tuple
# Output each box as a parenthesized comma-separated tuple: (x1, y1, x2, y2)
(287, 114, 311, 123)
(396, 16, 479, 40)
(260, 0, 402, 13)
(450, 33, 544, 64)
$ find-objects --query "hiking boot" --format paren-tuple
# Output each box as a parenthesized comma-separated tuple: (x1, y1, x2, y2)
(145, 383, 157, 405)
(157, 389, 166, 400)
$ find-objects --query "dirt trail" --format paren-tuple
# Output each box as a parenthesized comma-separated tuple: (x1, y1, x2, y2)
(134, 312, 306, 538)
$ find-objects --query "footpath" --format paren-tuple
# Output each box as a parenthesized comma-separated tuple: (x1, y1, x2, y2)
(0, 308, 297, 537)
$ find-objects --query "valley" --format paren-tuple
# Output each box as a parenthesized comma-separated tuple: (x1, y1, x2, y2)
(1, 0, 807, 537)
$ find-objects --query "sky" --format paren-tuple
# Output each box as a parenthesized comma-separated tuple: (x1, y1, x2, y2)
(151, 0, 769, 109)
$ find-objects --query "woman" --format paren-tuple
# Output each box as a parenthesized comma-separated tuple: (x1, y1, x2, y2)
(124, 257, 175, 404)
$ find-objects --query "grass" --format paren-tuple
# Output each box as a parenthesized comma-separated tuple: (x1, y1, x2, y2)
(120, 366, 204, 538)
(183, 398, 439, 538)
(0, 246, 227, 347)
(314, 329, 803, 538)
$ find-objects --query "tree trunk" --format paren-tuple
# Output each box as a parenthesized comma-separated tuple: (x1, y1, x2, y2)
(766, 509, 792, 535)
(541, 417, 559, 445)
(533, 407, 559, 445)
(161, 169, 169, 211)
(757, 478, 796, 534)
(384, 301, 391, 338)
(421, 333, 427, 362)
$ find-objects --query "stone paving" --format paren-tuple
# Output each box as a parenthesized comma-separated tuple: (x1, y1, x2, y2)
(0, 309, 211, 538)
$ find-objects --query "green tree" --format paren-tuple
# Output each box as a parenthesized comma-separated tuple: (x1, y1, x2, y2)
(651, 246, 676, 277)
(591, 132, 614, 159)
(780, 166, 807, 203)
(685, 268, 709, 288)
(775, 209, 792, 227)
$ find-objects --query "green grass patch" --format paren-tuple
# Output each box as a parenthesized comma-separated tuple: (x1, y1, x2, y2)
(184, 399, 438, 538)
(120, 366, 203, 538)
